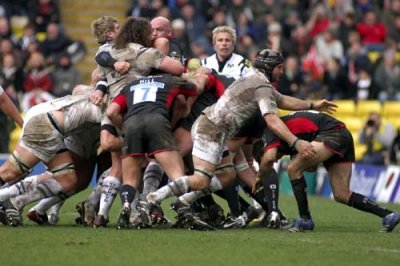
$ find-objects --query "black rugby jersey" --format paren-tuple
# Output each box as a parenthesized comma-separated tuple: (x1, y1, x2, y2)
(113, 74, 197, 120)
(263, 111, 345, 154)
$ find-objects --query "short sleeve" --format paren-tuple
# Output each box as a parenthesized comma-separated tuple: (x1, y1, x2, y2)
(254, 84, 282, 116)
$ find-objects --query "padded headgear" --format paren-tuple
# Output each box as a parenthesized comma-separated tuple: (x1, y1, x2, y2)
(253, 49, 284, 81)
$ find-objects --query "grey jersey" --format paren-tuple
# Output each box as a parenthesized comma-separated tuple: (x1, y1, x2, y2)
(203, 70, 282, 137)
(62, 90, 104, 134)
(101, 43, 165, 98)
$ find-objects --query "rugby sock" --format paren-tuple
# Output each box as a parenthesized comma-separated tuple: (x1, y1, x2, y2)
(242, 185, 268, 212)
(142, 161, 164, 195)
(87, 168, 109, 206)
(34, 195, 70, 215)
(347, 192, 392, 218)
(291, 177, 311, 219)
(155, 175, 190, 200)
(98, 176, 121, 218)
(0, 175, 38, 201)
(197, 194, 217, 208)
(261, 169, 279, 212)
(119, 184, 136, 206)
(222, 183, 241, 217)
(179, 176, 222, 205)
(10, 179, 65, 210)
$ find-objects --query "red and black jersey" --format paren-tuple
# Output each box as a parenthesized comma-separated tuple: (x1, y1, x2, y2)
(182, 70, 235, 126)
(263, 111, 345, 154)
(113, 74, 197, 120)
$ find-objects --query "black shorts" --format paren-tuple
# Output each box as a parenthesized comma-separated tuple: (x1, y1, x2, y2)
(122, 113, 178, 157)
(315, 127, 355, 165)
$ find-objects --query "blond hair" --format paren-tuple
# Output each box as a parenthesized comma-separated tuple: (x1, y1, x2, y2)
(91, 16, 118, 44)
(212, 26, 237, 45)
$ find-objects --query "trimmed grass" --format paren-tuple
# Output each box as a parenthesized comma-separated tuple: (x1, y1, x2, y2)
(1, 191, 400, 266)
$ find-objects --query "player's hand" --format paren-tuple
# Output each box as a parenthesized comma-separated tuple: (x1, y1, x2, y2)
(252, 173, 262, 194)
(90, 90, 104, 105)
(114, 61, 130, 74)
(312, 99, 337, 114)
(295, 139, 317, 159)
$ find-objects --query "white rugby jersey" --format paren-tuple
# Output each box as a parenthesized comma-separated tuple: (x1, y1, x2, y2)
(201, 53, 252, 80)
(203, 69, 281, 137)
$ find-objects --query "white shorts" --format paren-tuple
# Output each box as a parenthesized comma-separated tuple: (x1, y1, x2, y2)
(20, 113, 66, 163)
(191, 115, 228, 165)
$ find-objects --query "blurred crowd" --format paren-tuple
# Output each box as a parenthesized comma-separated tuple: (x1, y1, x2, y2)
(127, 0, 400, 103)
(0, 0, 84, 152)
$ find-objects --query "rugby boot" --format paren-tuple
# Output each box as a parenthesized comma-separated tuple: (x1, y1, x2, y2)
(381, 212, 400, 233)
(27, 209, 49, 225)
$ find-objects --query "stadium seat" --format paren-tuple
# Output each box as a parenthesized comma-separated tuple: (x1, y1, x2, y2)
(382, 101, 400, 118)
(355, 100, 382, 120)
(338, 116, 363, 133)
(354, 143, 367, 161)
(332, 100, 356, 117)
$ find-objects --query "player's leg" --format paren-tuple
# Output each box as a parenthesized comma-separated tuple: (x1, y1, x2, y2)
(285, 141, 332, 231)
(329, 162, 400, 232)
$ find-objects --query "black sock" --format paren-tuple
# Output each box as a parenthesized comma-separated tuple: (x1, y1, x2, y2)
(347, 192, 392, 218)
(291, 177, 311, 220)
(119, 184, 136, 205)
(238, 194, 250, 212)
(0, 177, 5, 187)
(261, 169, 279, 213)
(242, 185, 269, 213)
(198, 194, 216, 207)
(222, 183, 241, 217)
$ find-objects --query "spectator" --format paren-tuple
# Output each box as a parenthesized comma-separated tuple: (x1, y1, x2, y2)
(226, 0, 254, 25)
(254, 10, 277, 46)
(179, 2, 207, 43)
(315, 27, 344, 66)
(346, 37, 372, 87)
(0, 16, 18, 45)
(266, 21, 292, 56)
(171, 18, 192, 58)
(51, 53, 81, 97)
(281, 10, 301, 41)
(236, 11, 257, 41)
(22, 51, 54, 112)
(126, 0, 158, 19)
(18, 22, 39, 52)
(277, 56, 303, 98)
(28, 0, 60, 33)
(388, 15, 400, 51)
(374, 49, 400, 101)
(322, 57, 350, 100)
(0, 38, 23, 69)
(0, 53, 24, 97)
(354, 69, 378, 100)
(358, 112, 396, 165)
(338, 10, 357, 51)
(356, 10, 387, 51)
(305, 4, 330, 39)
(40, 22, 73, 66)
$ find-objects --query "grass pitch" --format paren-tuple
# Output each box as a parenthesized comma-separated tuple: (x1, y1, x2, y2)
(1, 191, 399, 266)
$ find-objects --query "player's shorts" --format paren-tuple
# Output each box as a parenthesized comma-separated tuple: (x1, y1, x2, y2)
(315, 126, 355, 165)
(20, 112, 66, 163)
(191, 114, 228, 165)
(122, 113, 178, 157)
